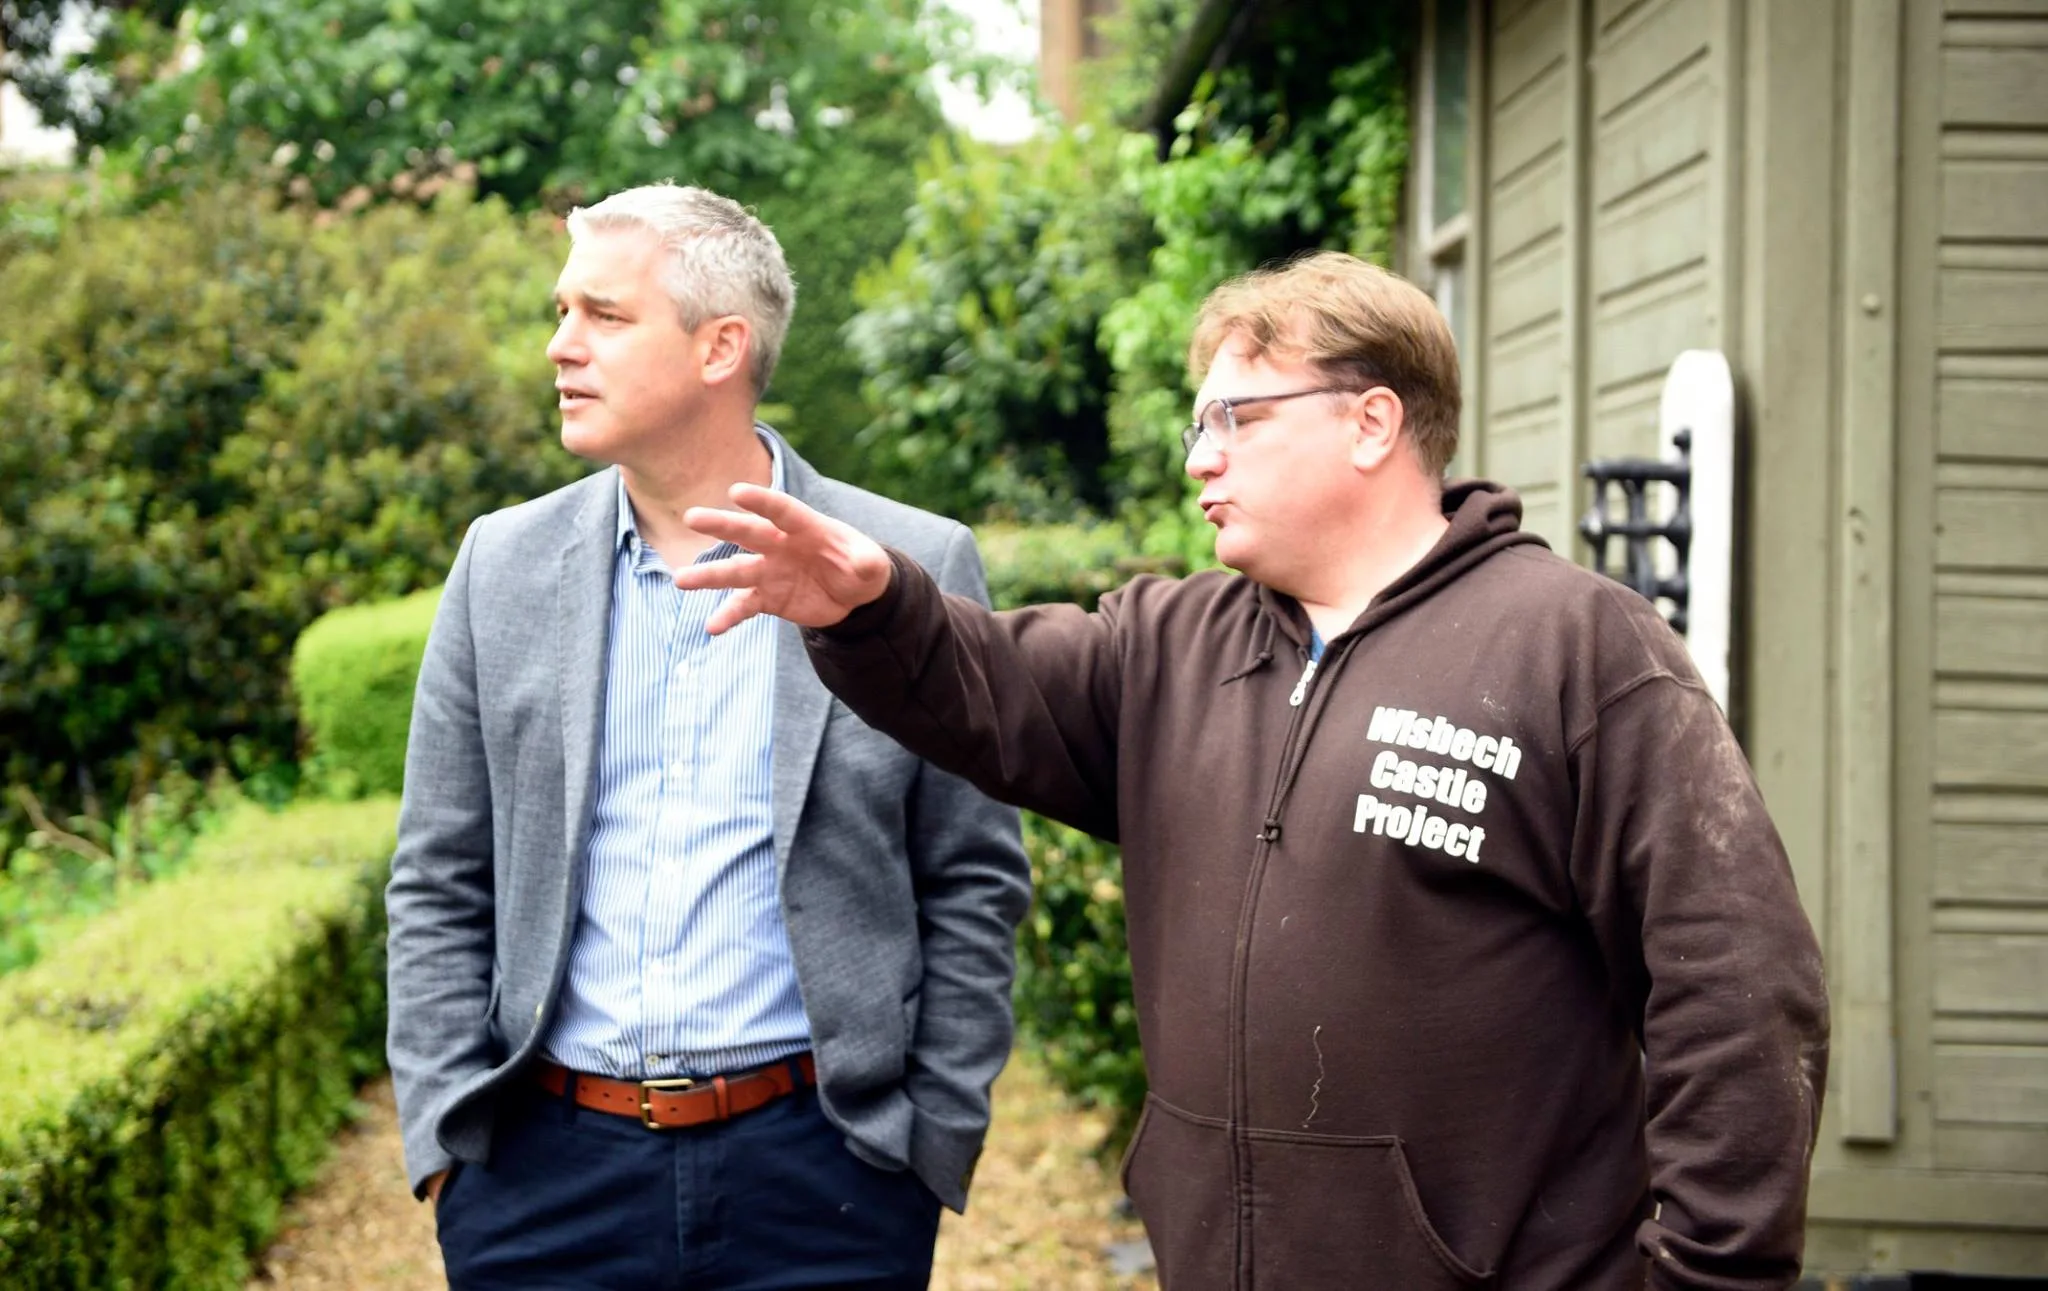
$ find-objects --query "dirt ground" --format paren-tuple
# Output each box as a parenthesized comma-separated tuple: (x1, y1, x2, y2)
(246, 1053, 1157, 1291)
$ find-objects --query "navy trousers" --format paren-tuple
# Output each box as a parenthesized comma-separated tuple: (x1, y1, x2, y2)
(434, 1071, 944, 1290)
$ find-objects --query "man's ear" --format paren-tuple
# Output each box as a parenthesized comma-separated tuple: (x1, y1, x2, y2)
(1350, 387, 1406, 473)
(698, 316, 754, 389)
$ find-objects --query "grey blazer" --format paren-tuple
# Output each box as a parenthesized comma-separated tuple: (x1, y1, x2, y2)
(385, 435, 1030, 1212)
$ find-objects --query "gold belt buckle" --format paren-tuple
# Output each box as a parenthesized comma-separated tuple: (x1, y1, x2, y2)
(638, 1076, 696, 1130)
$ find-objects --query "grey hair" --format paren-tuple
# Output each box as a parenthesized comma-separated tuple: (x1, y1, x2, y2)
(566, 183, 796, 393)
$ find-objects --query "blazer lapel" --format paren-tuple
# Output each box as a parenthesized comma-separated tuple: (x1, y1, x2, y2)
(769, 431, 832, 880)
(559, 473, 618, 865)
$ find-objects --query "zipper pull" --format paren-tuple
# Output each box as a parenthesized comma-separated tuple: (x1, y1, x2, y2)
(1289, 657, 1319, 707)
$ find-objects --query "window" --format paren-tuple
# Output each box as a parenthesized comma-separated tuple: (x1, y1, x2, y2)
(1413, 0, 1475, 425)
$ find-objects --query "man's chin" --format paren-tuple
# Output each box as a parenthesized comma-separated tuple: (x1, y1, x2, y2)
(559, 421, 621, 465)
(1212, 529, 1256, 577)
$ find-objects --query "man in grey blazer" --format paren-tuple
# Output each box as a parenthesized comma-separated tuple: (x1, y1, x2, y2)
(385, 183, 1031, 1289)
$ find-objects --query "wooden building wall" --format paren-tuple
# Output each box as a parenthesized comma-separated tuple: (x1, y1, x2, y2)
(1915, 0, 2048, 1179)
(1472, 0, 1736, 547)
(1458, 0, 2048, 1274)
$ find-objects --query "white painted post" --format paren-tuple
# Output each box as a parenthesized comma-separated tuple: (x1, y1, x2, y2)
(1662, 350, 1736, 714)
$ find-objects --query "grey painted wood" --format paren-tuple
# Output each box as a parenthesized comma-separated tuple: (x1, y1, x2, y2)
(1922, 0, 2048, 1188)
(1734, 0, 1847, 1175)
(1894, 0, 1948, 1180)
(1835, 0, 1905, 1147)
(1555, 0, 1589, 553)
(1480, 0, 1572, 547)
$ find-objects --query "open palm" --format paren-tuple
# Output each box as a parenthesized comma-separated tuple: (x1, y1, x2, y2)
(676, 484, 895, 635)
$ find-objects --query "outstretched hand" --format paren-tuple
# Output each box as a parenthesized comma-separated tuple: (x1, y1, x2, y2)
(676, 484, 894, 635)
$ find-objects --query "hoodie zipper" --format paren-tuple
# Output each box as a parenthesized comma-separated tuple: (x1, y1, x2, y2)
(1288, 657, 1318, 707)
(1225, 636, 1346, 1286)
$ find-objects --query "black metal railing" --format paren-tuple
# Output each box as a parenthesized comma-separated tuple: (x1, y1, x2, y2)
(1578, 429, 1692, 634)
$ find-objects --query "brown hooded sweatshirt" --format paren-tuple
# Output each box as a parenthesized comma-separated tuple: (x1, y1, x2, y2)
(807, 482, 1829, 1291)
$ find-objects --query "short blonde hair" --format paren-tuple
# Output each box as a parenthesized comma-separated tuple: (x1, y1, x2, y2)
(1189, 251, 1461, 476)
(567, 183, 795, 394)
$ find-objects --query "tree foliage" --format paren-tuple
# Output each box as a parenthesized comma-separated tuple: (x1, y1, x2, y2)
(845, 0, 1411, 548)
(848, 128, 1151, 520)
(0, 187, 576, 831)
(5, 0, 974, 202)
(1105, 27, 1411, 563)
(2, 0, 982, 492)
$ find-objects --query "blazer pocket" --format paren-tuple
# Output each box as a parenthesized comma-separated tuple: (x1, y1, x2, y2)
(900, 987, 922, 1051)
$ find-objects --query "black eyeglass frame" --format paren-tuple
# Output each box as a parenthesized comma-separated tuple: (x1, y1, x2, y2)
(1179, 385, 1371, 457)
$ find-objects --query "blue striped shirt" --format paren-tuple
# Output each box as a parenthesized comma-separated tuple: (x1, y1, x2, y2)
(542, 434, 811, 1079)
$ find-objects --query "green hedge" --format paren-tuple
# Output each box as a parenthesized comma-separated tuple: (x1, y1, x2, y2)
(291, 588, 443, 799)
(1013, 816, 1143, 1152)
(0, 798, 397, 1288)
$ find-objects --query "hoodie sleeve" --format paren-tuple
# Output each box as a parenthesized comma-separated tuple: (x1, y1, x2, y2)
(1567, 664, 1831, 1290)
(804, 546, 1126, 841)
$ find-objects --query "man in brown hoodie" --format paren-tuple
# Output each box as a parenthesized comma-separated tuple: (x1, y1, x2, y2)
(673, 251, 1831, 1290)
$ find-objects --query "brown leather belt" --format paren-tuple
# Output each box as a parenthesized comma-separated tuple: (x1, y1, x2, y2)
(533, 1053, 817, 1130)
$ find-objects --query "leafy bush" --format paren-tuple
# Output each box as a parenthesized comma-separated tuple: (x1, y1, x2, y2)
(1013, 814, 1144, 1153)
(979, 521, 1181, 613)
(848, 129, 1152, 521)
(0, 184, 582, 833)
(76, 0, 973, 212)
(0, 798, 396, 1288)
(291, 588, 443, 799)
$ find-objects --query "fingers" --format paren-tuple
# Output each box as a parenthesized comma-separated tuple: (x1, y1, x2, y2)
(704, 587, 765, 636)
(672, 552, 764, 593)
(682, 505, 786, 552)
(724, 482, 825, 533)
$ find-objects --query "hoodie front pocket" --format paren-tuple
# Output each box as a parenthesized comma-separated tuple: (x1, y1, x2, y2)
(1244, 1131, 1491, 1290)
(1121, 1094, 1234, 1291)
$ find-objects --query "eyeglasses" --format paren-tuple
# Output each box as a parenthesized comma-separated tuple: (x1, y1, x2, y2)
(1180, 387, 1365, 457)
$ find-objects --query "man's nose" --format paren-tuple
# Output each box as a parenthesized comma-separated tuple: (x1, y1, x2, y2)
(545, 317, 582, 366)
(1184, 434, 1224, 481)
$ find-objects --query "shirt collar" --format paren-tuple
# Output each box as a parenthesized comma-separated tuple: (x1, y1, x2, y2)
(616, 425, 786, 554)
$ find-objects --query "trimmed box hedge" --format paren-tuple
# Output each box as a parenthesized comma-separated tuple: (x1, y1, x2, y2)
(0, 798, 398, 1288)
(291, 588, 444, 798)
